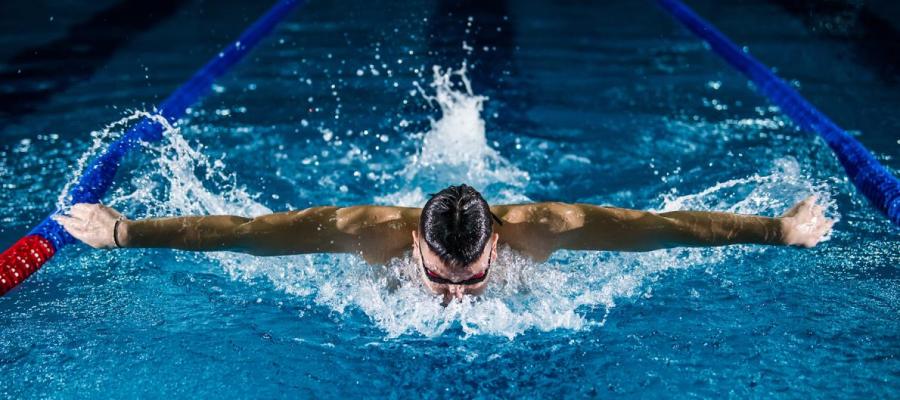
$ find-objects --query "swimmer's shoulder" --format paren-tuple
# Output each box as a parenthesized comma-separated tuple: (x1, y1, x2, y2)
(490, 202, 587, 262)
(336, 205, 421, 231)
(336, 205, 420, 265)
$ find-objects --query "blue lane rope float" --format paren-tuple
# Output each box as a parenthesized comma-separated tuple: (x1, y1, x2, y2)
(657, 0, 900, 227)
(0, 0, 304, 295)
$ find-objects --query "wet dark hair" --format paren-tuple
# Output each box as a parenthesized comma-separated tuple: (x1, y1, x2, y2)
(420, 184, 500, 268)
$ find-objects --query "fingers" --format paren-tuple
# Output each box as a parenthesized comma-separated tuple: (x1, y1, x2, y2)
(52, 214, 87, 236)
(804, 217, 835, 248)
(783, 194, 825, 219)
(52, 214, 79, 227)
(70, 203, 97, 220)
(70, 202, 124, 221)
(56, 202, 126, 228)
(817, 218, 835, 238)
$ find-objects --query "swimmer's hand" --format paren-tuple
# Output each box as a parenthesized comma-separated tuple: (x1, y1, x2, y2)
(52, 203, 125, 249)
(779, 195, 835, 248)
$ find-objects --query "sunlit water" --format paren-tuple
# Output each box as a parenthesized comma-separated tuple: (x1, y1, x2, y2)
(1, 1, 898, 398)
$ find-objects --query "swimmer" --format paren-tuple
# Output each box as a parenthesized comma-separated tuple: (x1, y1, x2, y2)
(53, 184, 833, 303)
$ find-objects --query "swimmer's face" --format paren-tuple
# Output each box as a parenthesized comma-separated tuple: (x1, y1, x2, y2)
(412, 230, 498, 303)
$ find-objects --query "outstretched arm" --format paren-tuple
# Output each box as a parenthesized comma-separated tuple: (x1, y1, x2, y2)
(493, 196, 833, 260)
(53, 203, 419, 261)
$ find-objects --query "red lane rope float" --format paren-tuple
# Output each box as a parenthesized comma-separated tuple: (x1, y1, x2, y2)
(0, 236, 55, 294)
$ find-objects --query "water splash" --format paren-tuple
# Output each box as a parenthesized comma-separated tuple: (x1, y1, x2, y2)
(56, 111, 161, 209)
(378, 63, 529, 206)
(59, 111, 270, 218)
(658, 157, 837, 218)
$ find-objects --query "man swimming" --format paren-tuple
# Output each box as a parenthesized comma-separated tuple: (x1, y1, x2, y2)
(54, 184, 833, 303)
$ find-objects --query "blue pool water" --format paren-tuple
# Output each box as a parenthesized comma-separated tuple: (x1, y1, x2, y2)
(1, 0, 898, 397)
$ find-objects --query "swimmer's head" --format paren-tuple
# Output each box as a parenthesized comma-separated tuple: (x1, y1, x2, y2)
(413, 184, 499, 302)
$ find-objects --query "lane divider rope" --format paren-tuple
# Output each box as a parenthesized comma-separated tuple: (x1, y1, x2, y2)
(0, 0, 304, 295)
(657, 0, 900, 227)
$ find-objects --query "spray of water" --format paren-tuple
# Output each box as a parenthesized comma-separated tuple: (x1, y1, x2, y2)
(377, 63, 529, 206)
(56, 111, 159, 209)
(59, 111, 269, 218)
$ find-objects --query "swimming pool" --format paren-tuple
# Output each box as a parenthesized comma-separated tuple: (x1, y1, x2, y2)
(1, 0, 898, 397)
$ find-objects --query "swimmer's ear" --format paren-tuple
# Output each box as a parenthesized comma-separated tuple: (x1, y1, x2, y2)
(487, 233, 499, 263)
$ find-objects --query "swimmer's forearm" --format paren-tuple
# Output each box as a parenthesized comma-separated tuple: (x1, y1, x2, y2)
(119, 215, 253, 251)
(119, 207, 350, 255)
(654, 210, 785, 248)
(559, 205, 784, 252)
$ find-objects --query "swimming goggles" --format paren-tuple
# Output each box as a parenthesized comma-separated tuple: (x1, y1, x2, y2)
(418, 242, 492, 286)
